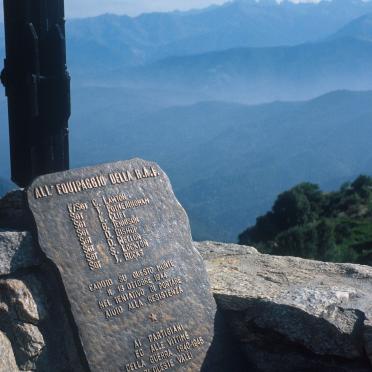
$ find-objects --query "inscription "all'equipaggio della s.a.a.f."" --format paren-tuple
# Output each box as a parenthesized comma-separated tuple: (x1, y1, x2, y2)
(32, 166, 160, 200)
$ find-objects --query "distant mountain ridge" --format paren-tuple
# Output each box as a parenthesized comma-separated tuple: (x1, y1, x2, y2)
(64, 0, 372, 74)
(70, 7, 372, 104)
(329, 13, 372, 41)
(69, 89, 372, 241)
(116, 36, 372, 103)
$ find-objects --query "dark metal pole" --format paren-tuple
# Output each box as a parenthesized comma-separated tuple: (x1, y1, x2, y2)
(1, 0, 71, 187)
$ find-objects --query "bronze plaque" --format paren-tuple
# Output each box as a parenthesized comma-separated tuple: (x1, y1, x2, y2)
(27, 159, 222, 372)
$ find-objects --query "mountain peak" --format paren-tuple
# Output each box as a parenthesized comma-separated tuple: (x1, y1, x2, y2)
(330, 13, 372, 41)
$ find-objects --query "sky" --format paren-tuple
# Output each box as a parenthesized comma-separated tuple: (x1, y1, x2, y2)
(66, 0, 230, 18)
(0, 0, 230, 19)
(64, 0, 325, 18)
(0, 0, 325, 19)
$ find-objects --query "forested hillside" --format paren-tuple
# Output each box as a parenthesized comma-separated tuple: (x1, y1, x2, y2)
(239, 176, 372, 265)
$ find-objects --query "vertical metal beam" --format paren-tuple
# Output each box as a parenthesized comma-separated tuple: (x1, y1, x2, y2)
(1, 0, 71, 187)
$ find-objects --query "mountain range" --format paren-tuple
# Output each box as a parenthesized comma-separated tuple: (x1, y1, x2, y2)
(65, 0, 372, 74)
(1, 0, 372, 97)
(69, 11, 372, 105)
(120, 34, 372, 103)
(329, 12, 372, 41)
(1, 0, 372, 242)
(69, 89, 372, 241)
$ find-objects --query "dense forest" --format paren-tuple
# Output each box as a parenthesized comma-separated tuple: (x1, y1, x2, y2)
(239, 175, 372, 265)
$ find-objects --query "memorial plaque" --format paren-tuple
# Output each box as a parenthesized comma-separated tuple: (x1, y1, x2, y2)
(27, 159, 222, 372)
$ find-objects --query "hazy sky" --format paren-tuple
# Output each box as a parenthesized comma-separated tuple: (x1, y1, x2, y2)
(65, 0, 230, 18)
(0, 0, 231, 19)
(0, 0, 324, 19)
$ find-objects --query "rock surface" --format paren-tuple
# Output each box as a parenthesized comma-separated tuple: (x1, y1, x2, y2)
(0, 191, 30, 230)
(196, 241, 372, 372)
(0, 192, 86, 371)
(0, 276, 47, 370)
(0, 330, 19, 372)
(0, 230, 41, 276)
(1, 189, 372, 371)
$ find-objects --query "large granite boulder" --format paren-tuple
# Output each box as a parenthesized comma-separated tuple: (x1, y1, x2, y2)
(196, 241, 372, 372)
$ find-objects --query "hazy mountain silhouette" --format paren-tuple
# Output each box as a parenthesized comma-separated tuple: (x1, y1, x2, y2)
(65, 0, 372, 74)
(2, 0, 372, 103)
(68, 89, 372, 241)
(329, 13, 372, 41)
(118, 36, 372, 103)
(75, 9, 372, 104)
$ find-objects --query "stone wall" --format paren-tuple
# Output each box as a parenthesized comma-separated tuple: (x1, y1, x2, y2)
(0, 191, 86, 372)
(1, 191, 372, 371)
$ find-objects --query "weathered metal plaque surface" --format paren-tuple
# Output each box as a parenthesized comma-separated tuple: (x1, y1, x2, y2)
(27, 159, 220, 372)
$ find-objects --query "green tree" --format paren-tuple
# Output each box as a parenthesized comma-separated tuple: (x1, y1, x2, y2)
(351, 175, 372, 199)
(316, 219, 336, 261)
(274, 225, 318, 258)
(239, 175, 372, 265)
(239, 211, 278, 244)
(272, 189, 312, 230)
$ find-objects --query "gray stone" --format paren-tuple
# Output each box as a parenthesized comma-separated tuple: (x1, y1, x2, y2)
(0, 272, 87, 372)
(364, 319, 372, 365)
(27, 160, 235, 372)
(195, 240, 258, 259)
(0, 278, 46, 324)
(0, 190, 30, 231)
(0, 230, 42, 276)
(196, 241, 372, 371)
(0, 330, 19, 372)
(12, 322, 45, 370)
(0, 277, 47, 370)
